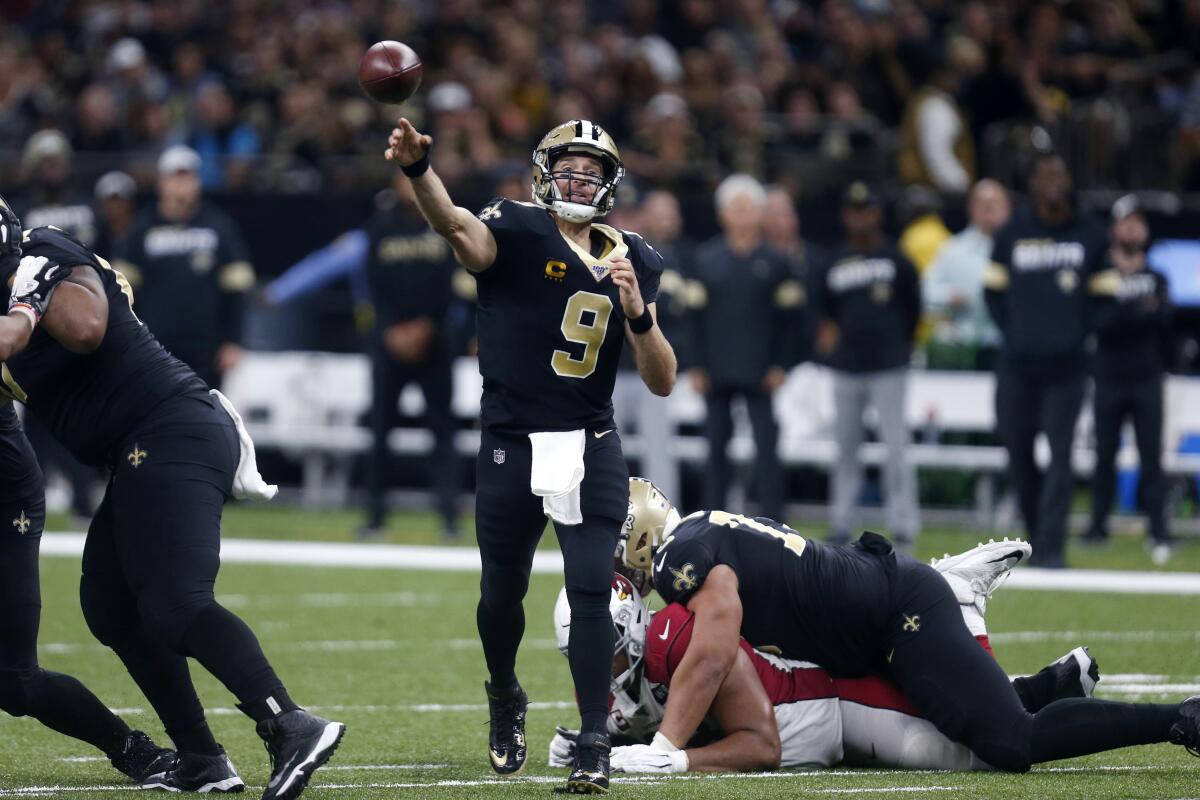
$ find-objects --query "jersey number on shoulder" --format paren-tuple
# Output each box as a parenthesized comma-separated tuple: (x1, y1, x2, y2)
(553, 291, 613, 379)
(708, 510, 807, 558)
(94, 254, 139, 321)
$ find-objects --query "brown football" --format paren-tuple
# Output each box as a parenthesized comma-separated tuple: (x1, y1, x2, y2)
(357, 41, 423, 104)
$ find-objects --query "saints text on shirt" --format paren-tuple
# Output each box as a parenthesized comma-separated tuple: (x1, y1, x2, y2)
(144, 226, 220, 258)
(827, 258, 896, 292)
(1011, 239, 1086, 271)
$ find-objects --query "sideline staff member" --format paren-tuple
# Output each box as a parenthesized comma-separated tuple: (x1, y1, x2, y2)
(984, 153, 1107, 569)
(1085, 196, 1173, 562)
(115, 146, 254, 388)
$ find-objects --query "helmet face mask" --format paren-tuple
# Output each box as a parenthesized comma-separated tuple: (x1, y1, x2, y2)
(618, 477, 680, 572)
(532, 119, 624, 224)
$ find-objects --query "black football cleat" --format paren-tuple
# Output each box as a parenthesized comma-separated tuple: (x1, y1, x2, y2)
(566, 732, 610, 794)
(485, 681, 528, 776)
(1045, 646, 1100, 699)
(258, 710, 346, 800)
(141, 748, 245, 793)
(109, 729, 178, 783)
(1170, 695, 1200, 757)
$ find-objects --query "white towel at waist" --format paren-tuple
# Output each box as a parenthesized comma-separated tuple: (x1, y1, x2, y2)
(210, 389, 279, 501)
(528, 429, 586, 525)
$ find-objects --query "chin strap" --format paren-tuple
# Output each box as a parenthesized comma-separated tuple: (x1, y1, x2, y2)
(551, 200, 599, 223)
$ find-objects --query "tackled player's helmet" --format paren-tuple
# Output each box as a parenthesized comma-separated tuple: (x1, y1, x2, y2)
(531, 119, 624, 224)
(619, 477, 680, 572)
(553, 574, 651, 693)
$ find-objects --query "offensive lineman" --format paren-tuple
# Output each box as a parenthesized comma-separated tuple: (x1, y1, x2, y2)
(0, 196, 344, 800)
(0, 399, 176, 784)
(617, 481, 1200, 771)
(385, 116, 677, 792)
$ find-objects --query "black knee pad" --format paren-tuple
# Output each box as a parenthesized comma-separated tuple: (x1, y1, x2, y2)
(136, 592, 212, 653)
(0, 670, 32, 717)
(564, 587, 610, 620)
(80, 575, 132, 649)
(479, 566, 531, 611)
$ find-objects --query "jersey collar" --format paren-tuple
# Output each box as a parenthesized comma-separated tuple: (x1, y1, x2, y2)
(558, 224, 628, 282)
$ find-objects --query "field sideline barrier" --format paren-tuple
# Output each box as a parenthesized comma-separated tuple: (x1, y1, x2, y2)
(221, 353, 1200, 508)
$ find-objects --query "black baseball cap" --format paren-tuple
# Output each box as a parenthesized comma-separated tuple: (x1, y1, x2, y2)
(843, 181, 881, 208)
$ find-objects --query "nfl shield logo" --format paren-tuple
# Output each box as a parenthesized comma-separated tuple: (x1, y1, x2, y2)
(590, 264, 607, 280)
(493, 448, 506, 465)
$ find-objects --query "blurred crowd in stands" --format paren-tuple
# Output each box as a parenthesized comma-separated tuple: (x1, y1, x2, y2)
(3, 0, 1200, 197)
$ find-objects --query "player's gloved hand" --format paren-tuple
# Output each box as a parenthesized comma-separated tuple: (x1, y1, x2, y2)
(8, 255, 68, 326)
(610, 743, 689, 774)
(548, 726, 579, 768)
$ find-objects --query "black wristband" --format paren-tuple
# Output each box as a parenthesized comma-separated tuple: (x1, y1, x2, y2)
(628, 306, 654, 334)
(400, 148, 431, 178)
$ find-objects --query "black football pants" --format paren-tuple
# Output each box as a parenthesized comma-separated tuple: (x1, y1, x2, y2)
(703, 384, 783, 520)
(366, 343, 460, 531)
(885, 556, 1181, 771)
(1089, 376, 1166, 542)
(474, 427, 628, 735)
(79, 392, 291, 748)
(0, 445, 129, 755)
(995, 368, 1085, 564)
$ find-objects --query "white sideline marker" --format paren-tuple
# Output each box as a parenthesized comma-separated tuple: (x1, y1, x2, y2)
(38, 533, 1200, 595)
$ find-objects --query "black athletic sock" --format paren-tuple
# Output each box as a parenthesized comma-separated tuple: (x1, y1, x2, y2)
(23, 670, 130, 755)
(1030, 698, 1181, 762)
(566, 589, 614, 737)
(172, 722, 222, 757)
(180, 603, 287, 716)
(478, 598, 525, 691)
(1012, 669, 1059, 713)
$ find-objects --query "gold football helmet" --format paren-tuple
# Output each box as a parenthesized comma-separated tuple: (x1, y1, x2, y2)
(619, 477, 680, 571)
(531, 119, 624, 223)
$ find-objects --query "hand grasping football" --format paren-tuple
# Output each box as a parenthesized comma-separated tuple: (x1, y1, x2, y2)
(357, 41, 422, 105)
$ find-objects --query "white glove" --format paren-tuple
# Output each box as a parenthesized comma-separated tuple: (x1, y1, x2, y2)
(548, 726, 578, 768)
(8, 255, 67, 325)
(610, 743, 689, 774)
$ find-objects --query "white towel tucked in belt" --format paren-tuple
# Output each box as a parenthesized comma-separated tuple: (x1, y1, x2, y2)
(528, 429, 586, 525)
(210, 389, 279, 501)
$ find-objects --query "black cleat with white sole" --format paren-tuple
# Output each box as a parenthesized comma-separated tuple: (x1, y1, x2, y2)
(485, 681, 528, 776)
(566, 732, 610, 794)
(141, 748, 245, 793)
(108, 729, 177, 783)
(258, 710, 346, 800)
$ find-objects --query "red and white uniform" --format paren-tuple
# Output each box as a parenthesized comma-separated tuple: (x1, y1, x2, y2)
(643, 603, 989, 771)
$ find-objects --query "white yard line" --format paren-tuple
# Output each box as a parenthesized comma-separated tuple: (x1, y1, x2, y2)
(38, 533, 1200, 594)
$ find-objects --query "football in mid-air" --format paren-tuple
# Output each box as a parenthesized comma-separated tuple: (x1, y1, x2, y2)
(357, 41, 422, 104)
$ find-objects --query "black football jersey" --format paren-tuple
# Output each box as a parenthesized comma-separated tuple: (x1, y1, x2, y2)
(1, 227, 206, 466)
(474, 198, 662, 433)
(0, 402, 40, 501)
(651, 511, 893, 676)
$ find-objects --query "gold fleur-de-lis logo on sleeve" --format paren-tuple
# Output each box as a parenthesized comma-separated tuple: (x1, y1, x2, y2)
(902, 614, 921, 633)
(670, 563, 698, 593)
(127, 446, 147, 468)
(12, 511, 30, 534)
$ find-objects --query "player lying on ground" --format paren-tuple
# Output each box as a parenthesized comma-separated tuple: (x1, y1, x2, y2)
(0, 196, 344, 800)
(600, 478, 1200, 772)
(549, 541, 1100, 772)
(0, 401, 177, 783)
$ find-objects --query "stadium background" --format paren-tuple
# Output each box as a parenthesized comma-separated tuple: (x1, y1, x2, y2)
(1, 0, 1200, 796)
